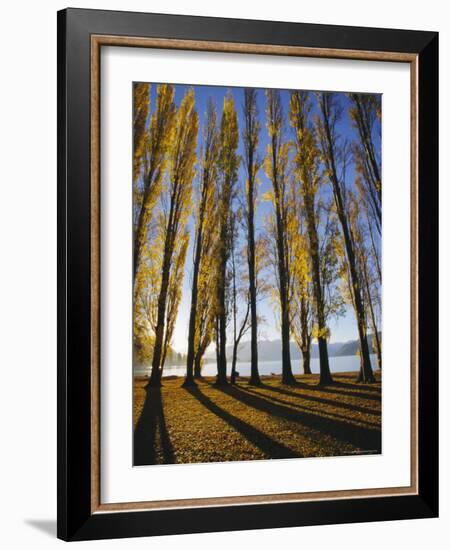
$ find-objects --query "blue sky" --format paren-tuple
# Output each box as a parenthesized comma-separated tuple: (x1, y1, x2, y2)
(146, 83, 380, 354)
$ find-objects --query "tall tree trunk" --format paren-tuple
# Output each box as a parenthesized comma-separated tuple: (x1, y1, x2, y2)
(300, 297, 312, 375)
(133, 168, 156, 283)
(216, 194, 231, 386)
(248, 180, 260, 385)
(280, 303, 294, 384)
(243, 89, 261, 386)
(184, 259, 200, 385)
(147, 246, 172, 388)
(275, 213, 295, 385)
(185, 106, 218, 386)
(319, 96, 374, 383)
(272, 174, 295, 384)
(361, 257, 382, 370)
(194, 353, 203, 379)
(304, 196, 333, 385)
(184, 185, 208, 386)
(279, 273, 295, 384)
(217, 313, 228, 384)
(336, 197, 374, 383)
(302, 347, 311, 375)
(144, 88, 197, 388)
(147, 192, 177, 388)
(265, 90, 295, 385)
(215, 315, 220, 377)
(216, 246, 228, 385)
(367, 208, 382, 279)
(215, 93, 239, 386)
(230, 341, 239, 384)
(230, 239, 238, 385)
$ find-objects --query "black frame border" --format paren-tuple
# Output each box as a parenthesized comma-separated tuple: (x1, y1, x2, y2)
(57, 8, 438, 541)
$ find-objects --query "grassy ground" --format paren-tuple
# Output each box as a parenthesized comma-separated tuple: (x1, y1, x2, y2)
(133, 372, 381, 465)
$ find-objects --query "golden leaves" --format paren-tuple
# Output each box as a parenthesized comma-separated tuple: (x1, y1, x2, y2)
(134, 87, 199, 366)
(133, 82, 150, 183)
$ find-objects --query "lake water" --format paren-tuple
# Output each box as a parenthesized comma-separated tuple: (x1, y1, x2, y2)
(134, 354, 378, 378)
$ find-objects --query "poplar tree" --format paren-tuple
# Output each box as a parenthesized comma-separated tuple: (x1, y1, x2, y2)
(289, 208, 314, 375)
(316, 92, 375, 383)
(229, 211, 251, 384)
(193, 178, 221, 379)
(133, 82, 150, 184)
(288, 172, 315, 380)
(193, 241, 218, 378)
(290, 90, 332, 384)
(242, 88, 262, 385)
(348, 194, 382, 370)
(147, 89, 199, 387)
(185, 100, 220, 386)
(133, 84, 176, 283)
(349, 93, 382, 232)
(264, 90, 296, 385)
(215, 93, 240, 385)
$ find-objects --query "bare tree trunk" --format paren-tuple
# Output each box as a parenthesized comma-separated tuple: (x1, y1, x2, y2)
(300, 298, 312, 375)
(184, 180, 208, 386)
(302, 347, 311, 375)
(367, 210, 382, 279)
(216, 244, 228, 385)
(230, 239, 238, 385)
(214, 315, 220, 378)
(147, 195, 176, 387)
(215, 94, 239, 386)
(133, 167, 156, 283)
(277, 227, 295, 385)
(217, 316, 227, 384)
(230, 341, 239, 384)
(338, 208, 374, 383)
(216, 182, 230, 386)
(185, 263, 200, 385)
(361, 258, 382, 370)
(147, 231, 173, 388)
(304, 196, 333, 385)
(248, 180, 260, 385)
(216, 177, 233, 387)
(338, 204, 374, 383)
(244, 89, 261, 386)
(279, 285, 295, 383)
(273, 174, 295, 384)
(194, 353, 203, 379)
(185, 104, 218, 386)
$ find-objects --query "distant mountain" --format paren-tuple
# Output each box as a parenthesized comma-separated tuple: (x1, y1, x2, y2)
(332, 336, 379, 357)
(205, 335, 379, 363)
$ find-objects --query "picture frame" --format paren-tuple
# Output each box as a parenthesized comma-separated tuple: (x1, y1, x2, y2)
(57, 7, 438, 541)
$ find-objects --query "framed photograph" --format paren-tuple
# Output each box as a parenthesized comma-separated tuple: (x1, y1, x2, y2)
(57, 8, 438, 541)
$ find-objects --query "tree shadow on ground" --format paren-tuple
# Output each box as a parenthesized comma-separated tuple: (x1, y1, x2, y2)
(218, 383, 381, 453)
(328, 379, 381, 393)
(290, 379, 381, 402)
(240, 385, 381, 429)
(134, 388, 175, 465)
(185, 385, 301, 459)
(260, 384, 380, 416)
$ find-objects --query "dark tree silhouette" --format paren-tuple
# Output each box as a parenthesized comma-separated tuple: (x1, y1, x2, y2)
(316, 92, 375, 383)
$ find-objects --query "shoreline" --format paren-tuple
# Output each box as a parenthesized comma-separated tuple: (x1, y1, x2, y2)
(134, 370, 381, 383)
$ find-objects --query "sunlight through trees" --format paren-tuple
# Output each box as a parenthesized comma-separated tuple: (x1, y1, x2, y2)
(132, 83, 382, 387)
